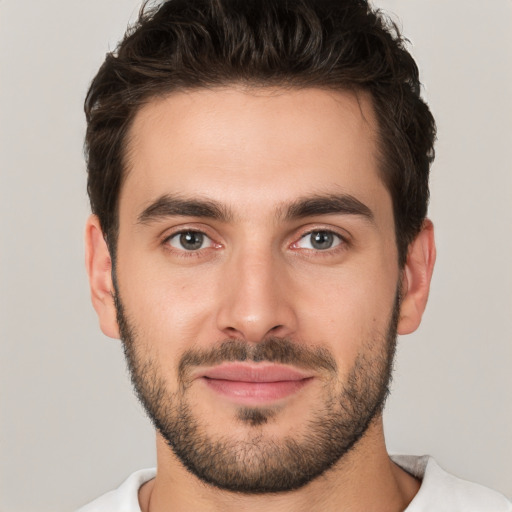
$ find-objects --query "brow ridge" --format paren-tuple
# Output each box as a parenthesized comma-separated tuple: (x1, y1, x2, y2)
(137, 194, 233, 224)
(137, 192, 374, 225)
(283, 193, 374, 222)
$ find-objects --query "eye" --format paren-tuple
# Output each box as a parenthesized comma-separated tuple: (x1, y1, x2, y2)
(295, 230, 343, 251)
(167, 231, 213, 251)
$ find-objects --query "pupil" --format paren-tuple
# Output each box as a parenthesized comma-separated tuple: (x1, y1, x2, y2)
(180, 232, 203, 250)
(311, 231, 333, 250)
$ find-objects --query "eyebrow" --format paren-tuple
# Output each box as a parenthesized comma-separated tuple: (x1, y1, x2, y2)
(283, 193, 374, 222)
(137, 192, 374, 225)
(137, 194, 233, 224)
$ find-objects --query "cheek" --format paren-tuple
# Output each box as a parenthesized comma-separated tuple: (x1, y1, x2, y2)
(115, 248, 221, 355)
(119, 264, 231, 368)
(118, 280, 213, 393)
(292, 263, 398, 367)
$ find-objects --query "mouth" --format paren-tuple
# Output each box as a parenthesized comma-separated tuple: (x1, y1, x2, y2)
(196, 363, 314, 405)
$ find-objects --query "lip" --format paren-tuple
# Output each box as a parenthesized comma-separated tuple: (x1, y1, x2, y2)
(196, 363, 314, 405)
(200, 363, 313, 382)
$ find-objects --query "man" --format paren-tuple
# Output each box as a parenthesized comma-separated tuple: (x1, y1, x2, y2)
(79, 0, 512, 510)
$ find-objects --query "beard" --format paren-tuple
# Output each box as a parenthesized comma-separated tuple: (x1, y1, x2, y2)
(114, 290, 399, 494)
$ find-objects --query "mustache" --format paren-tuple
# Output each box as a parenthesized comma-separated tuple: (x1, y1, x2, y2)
(178, 337, 338, 384)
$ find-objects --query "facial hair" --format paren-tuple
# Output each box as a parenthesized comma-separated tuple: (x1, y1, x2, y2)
(114, 291, 399, 494)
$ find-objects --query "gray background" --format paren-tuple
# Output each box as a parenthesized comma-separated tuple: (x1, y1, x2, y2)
(1, 1, 511, 510)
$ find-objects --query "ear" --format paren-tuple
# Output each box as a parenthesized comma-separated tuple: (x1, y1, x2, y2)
(84, 215, 120, 339)
(397, 219, 436, 335)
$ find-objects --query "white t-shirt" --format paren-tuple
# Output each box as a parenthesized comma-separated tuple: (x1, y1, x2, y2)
(77, 455, 512, 511)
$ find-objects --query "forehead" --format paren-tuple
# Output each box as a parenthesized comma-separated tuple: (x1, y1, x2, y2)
(121, 87, 389, 221)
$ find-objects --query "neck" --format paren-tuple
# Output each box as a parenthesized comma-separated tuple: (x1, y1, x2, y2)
(139, 416, 420, 512)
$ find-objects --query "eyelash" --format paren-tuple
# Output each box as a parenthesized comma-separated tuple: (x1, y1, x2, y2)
(161, 229, 221, 258)
(290, 229, 349, 254)
(160, 227, 349, 258)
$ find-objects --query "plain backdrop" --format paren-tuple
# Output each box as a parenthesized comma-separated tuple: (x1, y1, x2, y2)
(1, 1, 511, 510)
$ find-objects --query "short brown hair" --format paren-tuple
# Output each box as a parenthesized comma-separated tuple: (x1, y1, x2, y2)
(85, 0, 436, 266)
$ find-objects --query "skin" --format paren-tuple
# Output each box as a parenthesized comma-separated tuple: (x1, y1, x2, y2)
(86, 87, 436, 511)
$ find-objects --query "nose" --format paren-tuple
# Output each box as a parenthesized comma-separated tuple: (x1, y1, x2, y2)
(216, 246, 298, 343)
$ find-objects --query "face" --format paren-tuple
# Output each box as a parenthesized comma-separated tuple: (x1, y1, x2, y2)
(109, 87, 404, 492)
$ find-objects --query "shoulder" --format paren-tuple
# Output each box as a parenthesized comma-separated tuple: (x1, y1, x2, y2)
(392, 455, 512, 512)
(76, 468, 157, 512)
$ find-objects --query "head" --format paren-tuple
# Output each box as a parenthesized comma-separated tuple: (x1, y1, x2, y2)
(85, 0, 436, 495)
